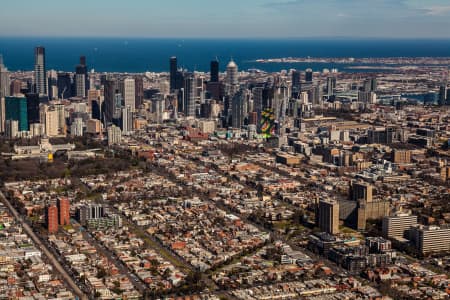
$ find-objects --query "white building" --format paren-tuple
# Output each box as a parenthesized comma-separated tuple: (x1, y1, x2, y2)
(121, 105, 133, 135)
(225, 60, 239, 96)
(121, 78, 136, 112)
(71, 118, 84, 137)
(107, 124, 122, 146)
(5, 119, 18, 138)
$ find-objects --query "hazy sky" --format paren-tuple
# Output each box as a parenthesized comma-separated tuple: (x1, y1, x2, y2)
(1, 0, 450, 38)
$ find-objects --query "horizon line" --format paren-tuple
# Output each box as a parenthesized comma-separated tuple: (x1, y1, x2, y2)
(1, 35, 450, 40)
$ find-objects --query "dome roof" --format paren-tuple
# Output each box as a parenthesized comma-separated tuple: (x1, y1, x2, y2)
(227, 60, 237, 68)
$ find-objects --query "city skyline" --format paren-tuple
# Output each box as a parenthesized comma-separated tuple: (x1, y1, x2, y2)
(0, 1, 450, 299)
(0, 0, 450, 38)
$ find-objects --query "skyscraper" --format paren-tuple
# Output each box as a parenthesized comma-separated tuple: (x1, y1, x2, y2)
(121, 105, 132, 135)
(26, 93, 40, 126)
(225, 59, 239, 97)
(326, 76, 337, 97)
(57, 72, 73, 99)
(439, 84, 447, 106)
(305, 68, 313, 83)
(152, 94, 165, 124)
(134, 75, 144, 109)
(231, 88, 246, 129)
(291, 70, 301, 98)
(47, 70, 58, 100)
(0, 97, 4, 133)
(183, 73, 196, 117)
(104, 78, 119, 125)
(252, 86, 263, 125)
(0, 55, 10, 98)
(170, 56, 177, 92)
(5, 96, 28, 131)
(210, 59, 219, 83)
(121, 78, 136, 112)
(34, 47, 47, 95)
(75, 56, 88, 98)
(0, 54, 7, 133)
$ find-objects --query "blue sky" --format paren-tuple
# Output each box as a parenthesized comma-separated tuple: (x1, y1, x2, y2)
(1, 0, 450, 38)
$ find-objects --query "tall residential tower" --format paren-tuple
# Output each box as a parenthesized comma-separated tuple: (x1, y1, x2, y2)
(34, 47, 47, 95)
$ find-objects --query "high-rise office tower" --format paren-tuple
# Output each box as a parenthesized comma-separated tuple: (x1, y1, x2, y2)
(0, 55, 6, 133)
(170, 56, 177, 92)
(183, 73, 196, 117)
(121, 78, 136, 112)
(225, 59, 239, 96)
(26, 93, 40, 126)
(317, 199, 340, 235)
(210, 59, 219, 83)
(57, 72, 73, 99)
(113, 93, 123, 126)
(75, 56, 88, 98)
(46, 205, 59, 234)
(291, 70, 301, 98)
(231, 88, 246, 129)
(55, 104, 66, 135)
(252, 86, 264, 125)
(104, 78, 118, 125)
(134, 76, 144, 109)
(196, 75, 205, 104)
(305, 68, 313, 83)
(89, 91, 102, 121)
(152, 94, 165, 124)
(5, 96, 28, 131)
(0, 97, 4, 133)
(34, 47, 47, 95)
(0, 55, 10, 98)
(276, 81, 288, 122)
(439, 84, 447, 106)
(47, 70, 58, 100)
(121, 105, 132, 135)
(326, 76, 337, 97)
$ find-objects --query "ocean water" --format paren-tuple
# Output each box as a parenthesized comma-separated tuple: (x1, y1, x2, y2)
(0, 37, 450, 73)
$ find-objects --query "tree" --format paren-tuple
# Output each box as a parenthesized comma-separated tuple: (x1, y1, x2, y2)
(97, 266, 107, 278)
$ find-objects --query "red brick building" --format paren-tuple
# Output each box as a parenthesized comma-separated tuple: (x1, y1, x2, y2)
(46, 205, 58, 234)
(57, 198, 70, 226)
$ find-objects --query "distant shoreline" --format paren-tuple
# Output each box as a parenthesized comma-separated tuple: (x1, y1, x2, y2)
(254, 57, 450, 65)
